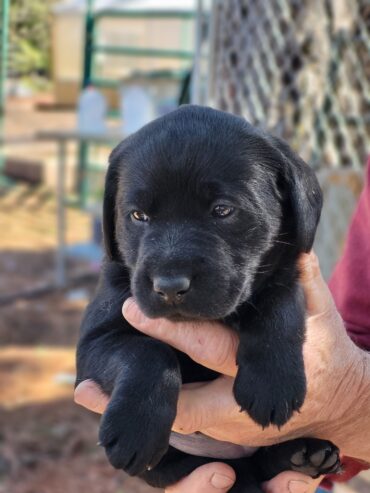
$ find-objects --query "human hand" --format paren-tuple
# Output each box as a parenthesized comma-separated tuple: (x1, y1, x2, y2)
(74, 380, 320, 493)
(75, 251, 370, 490)
(113, 252, 367, 460)
(166, 467, 321, 493)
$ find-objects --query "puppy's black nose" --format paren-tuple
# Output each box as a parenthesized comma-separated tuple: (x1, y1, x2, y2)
(153, 276, 191, 303)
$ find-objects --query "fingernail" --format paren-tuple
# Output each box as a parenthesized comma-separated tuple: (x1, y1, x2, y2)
(288, 480, 311, 493)
(122, 298, 146, 325)
(211, 473, 235, 489)
(122, 297, 135, 316)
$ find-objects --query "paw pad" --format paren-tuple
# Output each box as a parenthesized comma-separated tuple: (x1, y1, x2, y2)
(290, 440, 341, 478)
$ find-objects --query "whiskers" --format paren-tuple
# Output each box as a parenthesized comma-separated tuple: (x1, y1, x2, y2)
(273, 239, 295, 247)
(254, 262, 274, 276)
(273, 232, 294, 247)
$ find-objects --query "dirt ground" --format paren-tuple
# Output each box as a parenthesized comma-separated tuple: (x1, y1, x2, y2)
(0, 185, 160, 493)
(0, 98, 158, 493)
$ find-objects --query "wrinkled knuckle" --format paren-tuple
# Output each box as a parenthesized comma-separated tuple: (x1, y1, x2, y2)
(186, 410, 203, 434)
(175, 415, 198, 434)
(299, 251, 321, 283)
(155, 319, 173, 338)
(322, 303, 342, 324)
(308, 296, 342, 329)
(211, 333, 238, 371)
(176, 403, 203, 434)
(177, 421, 197, 435)
(182, 324, 204, 360)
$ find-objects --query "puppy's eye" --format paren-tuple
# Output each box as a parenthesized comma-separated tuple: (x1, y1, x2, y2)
(212, 205, 234, 218)
(131, 210, 149, 222)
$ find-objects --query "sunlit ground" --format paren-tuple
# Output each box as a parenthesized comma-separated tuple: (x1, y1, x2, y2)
(0, 98, 157, 493)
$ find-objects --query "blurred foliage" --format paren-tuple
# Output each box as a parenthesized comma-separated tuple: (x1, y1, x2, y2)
(9, 0, 56, 77)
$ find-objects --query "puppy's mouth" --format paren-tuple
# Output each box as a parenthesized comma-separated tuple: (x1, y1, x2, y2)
(164, 312, 213, 323)
(138, 303, 213, 322)
(137, 299, 238, 323)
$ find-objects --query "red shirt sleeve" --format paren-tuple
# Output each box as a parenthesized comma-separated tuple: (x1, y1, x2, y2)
(322, 159, 370, 487)
(329, 158, 370, 350)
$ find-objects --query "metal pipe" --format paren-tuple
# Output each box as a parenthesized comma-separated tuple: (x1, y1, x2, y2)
(93, 45, 194, 59)
(191, 0, 203, 104)
(78, 0, 94, 207)
(82, 0, 94, 88)
(206, 0, 219, 106)
(94, 10, 195, 20)
(0, 0, 10, 169)
(56, 140, 67, 287)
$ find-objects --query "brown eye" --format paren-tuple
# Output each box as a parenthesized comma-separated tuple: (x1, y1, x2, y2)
(131, 211, 149, 222)
(212, 205, 234, 218)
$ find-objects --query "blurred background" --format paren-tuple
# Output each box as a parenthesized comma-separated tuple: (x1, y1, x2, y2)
(0, 1, 369, 492)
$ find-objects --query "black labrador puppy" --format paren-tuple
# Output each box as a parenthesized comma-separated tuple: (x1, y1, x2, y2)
(76, 106, 341, 492)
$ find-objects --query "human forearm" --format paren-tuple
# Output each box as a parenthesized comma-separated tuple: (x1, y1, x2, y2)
(331, 347, 370, 462)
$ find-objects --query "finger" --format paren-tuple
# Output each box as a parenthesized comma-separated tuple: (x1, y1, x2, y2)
(123, 298, 239, 376)
(298, 251, 335, 317)
(261, 471, 316, 493)
(74, 379, 109, 414)
(166, 462, 236, 493)
(173, 377, 241, 434)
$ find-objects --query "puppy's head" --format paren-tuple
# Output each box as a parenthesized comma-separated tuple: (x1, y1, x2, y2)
(103, 105, 322, 320)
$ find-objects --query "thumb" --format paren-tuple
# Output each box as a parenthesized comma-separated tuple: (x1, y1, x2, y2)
(74, 379, 109, 414)
(298, 251, 335, 317)
(262, 471, 319, 493)
(166, 462, 236, 493)
(123, 298, 239, 376)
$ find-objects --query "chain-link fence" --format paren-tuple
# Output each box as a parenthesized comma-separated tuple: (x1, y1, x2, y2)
(208, 0, 369, 170)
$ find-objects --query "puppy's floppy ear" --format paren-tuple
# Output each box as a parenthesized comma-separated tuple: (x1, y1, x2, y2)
(102, 146, 122, 262)
(271, 136, 323, 252)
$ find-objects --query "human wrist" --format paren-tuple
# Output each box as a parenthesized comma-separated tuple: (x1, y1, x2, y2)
(328, 344, 370, 462)
(343, 348, 370, 462)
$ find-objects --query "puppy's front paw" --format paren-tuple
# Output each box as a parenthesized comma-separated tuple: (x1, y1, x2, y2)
(99, 398, 174, 476)
(233, 362, 306, 427)
(289, 438, 341, 477)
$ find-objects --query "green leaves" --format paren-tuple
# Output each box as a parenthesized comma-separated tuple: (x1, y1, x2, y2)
(9, 0, 54, 77)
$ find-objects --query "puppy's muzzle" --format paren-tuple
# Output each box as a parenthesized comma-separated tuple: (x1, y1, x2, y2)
(153, 275, 191, 304)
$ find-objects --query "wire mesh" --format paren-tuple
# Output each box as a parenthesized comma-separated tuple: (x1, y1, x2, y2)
(209, 0, 370, 170)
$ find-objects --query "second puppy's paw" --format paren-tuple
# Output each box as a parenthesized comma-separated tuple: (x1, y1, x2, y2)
(289, 438, 341, 478)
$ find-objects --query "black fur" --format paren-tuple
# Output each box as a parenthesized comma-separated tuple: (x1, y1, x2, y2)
(76, 106, 340, 491)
